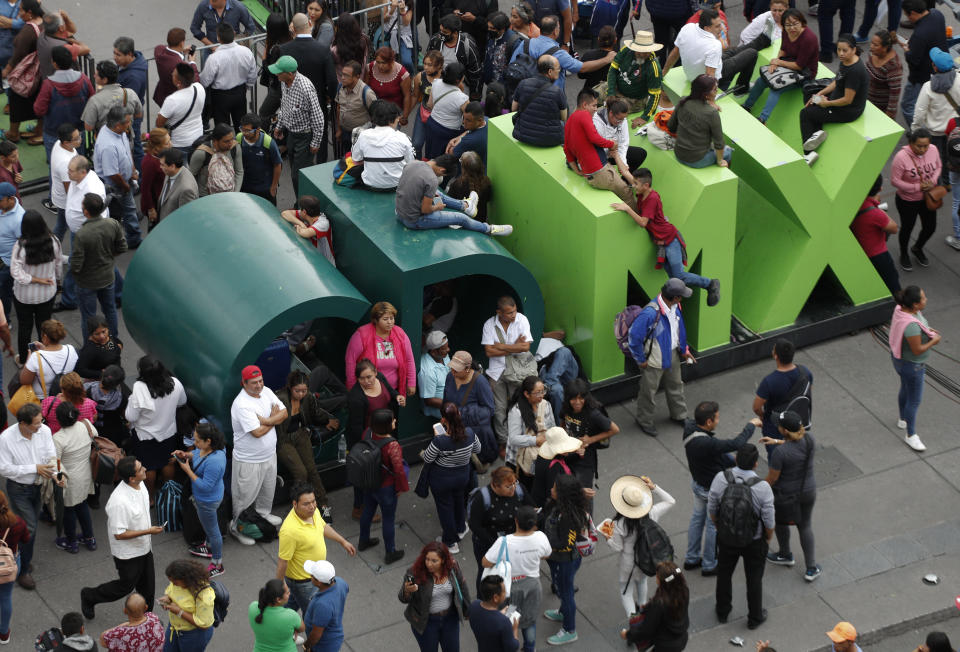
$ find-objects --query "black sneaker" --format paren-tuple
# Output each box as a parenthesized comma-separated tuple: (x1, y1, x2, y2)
(385, 550, 406, 564)
(820, 51, 834, 64)
(189, 544, 212, 559)
(707, 279, 721, 307)
(911, 246, 929, 267)
(41, 198, 57, 214)
(747, 609, 768, 630)
(357, 538, 380, 552)
(731, 83, 750, 97)
(900, 252, 913, 271)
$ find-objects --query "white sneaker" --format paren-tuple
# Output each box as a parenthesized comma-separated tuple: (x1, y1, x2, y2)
(904, 434, 927, 451)
(462, 191, 479, 218)
(230, 521, 255, 546)
(803, 152, 819, 166)
(435, 536, 460, 553)
(259, 512, 283, 527)
(803, 130, 828, 152)
(458, 524, 470, 540)
(946, 235, 960, 251)
(488, 224, 514, 236)
(896, 419, 907, 430)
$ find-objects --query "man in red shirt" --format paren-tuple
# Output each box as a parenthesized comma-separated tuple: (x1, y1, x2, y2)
(563, 89, 636, 207)
(612, 167, 721, 306)
(851, 175, 900, 294)
(153, 28, 200, 107)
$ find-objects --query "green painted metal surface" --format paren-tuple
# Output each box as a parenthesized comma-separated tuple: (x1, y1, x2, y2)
(122, 193, 371, 431)
(488, 40, 902, 383)
(299, 162, 546, 438)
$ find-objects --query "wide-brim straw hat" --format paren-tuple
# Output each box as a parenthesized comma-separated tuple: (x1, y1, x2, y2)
(624, 31, 663, 53)
(539, 426, 583, 460)
(610, 475, 653, 518)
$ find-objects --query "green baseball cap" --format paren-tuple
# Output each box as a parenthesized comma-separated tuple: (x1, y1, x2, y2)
(268, 55, 298, 74)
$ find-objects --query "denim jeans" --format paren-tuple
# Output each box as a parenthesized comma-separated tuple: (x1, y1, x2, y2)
(744, 74, 801, 122)
(77, 284, 118, 340)
(63, 501, 94, 541)
(411, 610, 460, 652)
(547, 556, 581, 632)
(43, 132, 57, 202)
(412, 115, 427, 158)
(429, 465, 471, 546)
(163, 623, 213, 651)
(284, 577, 318, 613)
(0, 554, 17, 634)
(681, 146, 733, 168)
(901, 81, 923, 129)
(54, 207, 67, 242)
(132, 117, 144, 176)
(892, 355, 925, 435)
(104, 180, 143, 247)
(398, 41, 415, 74)
(521, 623, 536, 652)
(685, 479, 717, 571)
(950, 170, 960, 238)
(540, 346, 579, 418)
(360, 485, 398, 552)
(663, 238, 711, 289)
(195, 499, 223, 561)
(6, 481, 40, 573)
(400, 192, 491, 234)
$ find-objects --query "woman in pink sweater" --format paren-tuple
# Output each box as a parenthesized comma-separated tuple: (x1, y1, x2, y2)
(890, 128, 941, 272)
(345, 301, 417, 395)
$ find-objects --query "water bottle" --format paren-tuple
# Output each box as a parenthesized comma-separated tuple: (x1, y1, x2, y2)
(337, 434, 347, 463)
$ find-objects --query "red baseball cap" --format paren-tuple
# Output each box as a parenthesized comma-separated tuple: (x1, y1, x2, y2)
(241, 365, 263, 382)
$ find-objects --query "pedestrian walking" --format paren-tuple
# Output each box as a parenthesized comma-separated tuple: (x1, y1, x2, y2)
(249, 579, 305, 651)
(157, 559, 215, 650)
(399, 542, 471, 652)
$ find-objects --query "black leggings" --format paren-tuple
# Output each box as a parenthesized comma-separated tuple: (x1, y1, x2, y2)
(799, 104, 862, 143)
(895, 196, 937, 253)
(13, 296, 54, 363)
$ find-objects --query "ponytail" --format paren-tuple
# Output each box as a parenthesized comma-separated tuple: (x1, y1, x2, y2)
(895, 285, 923, 309)
(256, 579, 286, 624)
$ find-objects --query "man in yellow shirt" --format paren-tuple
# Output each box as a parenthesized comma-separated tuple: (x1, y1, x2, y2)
(277, 482, 357, 612)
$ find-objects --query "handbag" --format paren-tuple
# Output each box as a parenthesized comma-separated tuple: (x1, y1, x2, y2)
(449, 568, 470, 619)
(7, 23, 40, 97)
(801, 77, 832, 103)
(515, 445, 539, 475)
(414, 461, 433, 498)
(496, 326, 538, 384)
(7, 354, 44, 416)
(87, 419, 123, 485)
(761, 66, 801, 90)
(911, 159, 947, 211)
(481, 536, 513, 597)
(773, 436, 812, 526)
(575, 513, 600, 557)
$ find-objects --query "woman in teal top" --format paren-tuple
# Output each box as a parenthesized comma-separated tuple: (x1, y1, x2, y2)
(250, 579, 305, 651)
(890, 286, 941, 453)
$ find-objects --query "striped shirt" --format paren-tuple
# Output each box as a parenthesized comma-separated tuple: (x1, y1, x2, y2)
(422, 432, 481, 468)
(276, 72, 325, 149)
(10, 238, 63, 305)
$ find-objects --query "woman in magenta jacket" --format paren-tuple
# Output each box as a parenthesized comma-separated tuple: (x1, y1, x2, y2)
(345, 301, 417, 397)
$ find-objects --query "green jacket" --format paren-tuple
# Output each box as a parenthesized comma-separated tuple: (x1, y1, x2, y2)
(607, 47, 662, 123)
(71, 217, 127, 289)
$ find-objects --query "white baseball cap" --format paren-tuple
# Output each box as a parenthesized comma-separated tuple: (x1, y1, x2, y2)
(303, 559, 335, 583)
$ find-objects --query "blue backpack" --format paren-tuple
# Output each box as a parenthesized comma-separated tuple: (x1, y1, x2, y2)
(157, 480, 184, 533)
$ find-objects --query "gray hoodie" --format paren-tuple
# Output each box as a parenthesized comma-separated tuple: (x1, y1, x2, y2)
(62, 633, 97, 651)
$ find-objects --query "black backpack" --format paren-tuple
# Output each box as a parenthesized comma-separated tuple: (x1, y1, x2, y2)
(767, 366, 813, 431)
(34, 628, 63, 651)
(715, 470, 761, 548)
(947, 128, 960, 172)
(345, 436, 395, 491)
(210, 579, 229, 627)
(237, 506, 278, 543)
(632, 516, 674, 577)
(504, 40, 560, 100)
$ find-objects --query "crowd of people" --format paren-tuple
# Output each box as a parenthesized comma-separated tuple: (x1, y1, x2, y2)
(0, 0, 949, 649)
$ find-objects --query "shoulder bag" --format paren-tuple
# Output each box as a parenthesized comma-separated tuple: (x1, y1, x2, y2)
(86, 418, 124, 485)
(480, 535, 513, 596)
(8, 355, 44, 416)
(165, 86, 198, 134)
(911, 158, 947, 211)
(773, 436, 813, 525)
(761, 65, 801, 90)
(495, 325, 538, 384)
(7, 23, 40, 97)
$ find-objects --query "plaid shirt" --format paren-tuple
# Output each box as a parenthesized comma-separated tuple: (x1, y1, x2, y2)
(277, 73, 325, 149)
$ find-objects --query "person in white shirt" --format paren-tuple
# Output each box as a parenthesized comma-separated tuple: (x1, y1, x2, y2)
(81, 456, 163, 618)
(230, 365, 288, 545)
(664, 8, 758, 93)
(0, 403, 61, 590)
(739, 0, 786, 49)
(157, 63, 207, 153)
(351, 100, 415, 190)
(124, 355, 187, 500)
(592, 98, 648, 185)
(481, 505, 552, 651)
(603, 475, 676, 617)
(199, 22, 257, 130)
(20, 318, 79, 400)
(49, 124, 81, 242)
(481, 295, 534, 445)
(59, 155, 111, 311)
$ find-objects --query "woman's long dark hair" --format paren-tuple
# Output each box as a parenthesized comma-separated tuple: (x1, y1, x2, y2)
(255, 578, 286, 624)
(411, 541, 455, 586)
(285, 370, 309, 391)
(19, 210, 55, 266)
(508, 375, 544, 434)
(649, 561, 689, 621)
(309, 0, 334, 36)
(0, 490, 18, 530)
(441, 402, 467, 443)
(333, 12, 367, 64)
(550, 474, 588, 533)
(137, 355, 175, 398)
(265, 12, 292, 52)
(560, 378, 602, 420)
(925, 631, 955, 652)
(678, 73, 717, 110)
(165, 559, 210, 598)
(195, 421, 225, 451)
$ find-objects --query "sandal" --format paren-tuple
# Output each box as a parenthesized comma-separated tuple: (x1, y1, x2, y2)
(27, 135, 43, 146)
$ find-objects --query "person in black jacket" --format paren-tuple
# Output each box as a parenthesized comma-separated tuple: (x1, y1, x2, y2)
(621, 561, 690, 651)
(467, 466, 533, 593)
(900, 0, 947, 127)
(427, 14, 484, 99)
(511, 55, 568, 147)
(276, 13, 338, 162)
(74, 315, 122, 381)
(682, 401, 760, 577)
(399, 541, 471, 651)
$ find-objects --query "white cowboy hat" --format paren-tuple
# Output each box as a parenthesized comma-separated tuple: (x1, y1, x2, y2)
(610, 475, 653, 518)
(624, 31, 663, 53)
(538, 426, 582, 460)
